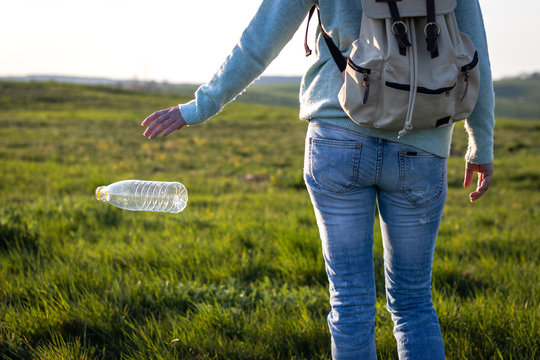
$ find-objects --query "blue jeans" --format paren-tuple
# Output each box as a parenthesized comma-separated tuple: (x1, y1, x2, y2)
(304, 121, 446, 360)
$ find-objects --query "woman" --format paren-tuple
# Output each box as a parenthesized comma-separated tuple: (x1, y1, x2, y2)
(141, 0, 494, 358)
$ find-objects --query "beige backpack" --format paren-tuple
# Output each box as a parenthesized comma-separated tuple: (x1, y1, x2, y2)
(305, 0, 480, 137)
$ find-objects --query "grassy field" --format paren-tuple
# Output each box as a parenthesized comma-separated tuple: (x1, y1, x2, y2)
(164, 81, 302, 109)
(0, 81, 538, 359)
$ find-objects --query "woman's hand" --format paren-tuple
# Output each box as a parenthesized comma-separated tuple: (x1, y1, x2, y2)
(463, 162, 494, 202)
(141, 106, 186, 139)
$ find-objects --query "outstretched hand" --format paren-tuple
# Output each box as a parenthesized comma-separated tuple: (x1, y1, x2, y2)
(141, 106, 186, 139)
(463, 162, 494, 202)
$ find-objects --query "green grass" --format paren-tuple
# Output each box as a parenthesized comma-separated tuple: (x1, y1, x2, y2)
(0, 80, 539, 359)
(165, 82, 301, 109)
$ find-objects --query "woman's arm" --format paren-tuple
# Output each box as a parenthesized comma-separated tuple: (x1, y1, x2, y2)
(142, 0, 314, 139)
(455, 0, 495, 201)
(455, 0, 495, 165)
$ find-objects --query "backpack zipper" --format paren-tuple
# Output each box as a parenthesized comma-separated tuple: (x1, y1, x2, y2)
(459, 51, 478, 101)
(460, 51, 479, 73)
(347, 58, 371, 104)
(385, 81, 456, 95)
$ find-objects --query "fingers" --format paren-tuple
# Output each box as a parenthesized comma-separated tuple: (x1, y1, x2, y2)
(469, 176, 489, 201)
(465, 162, 494, 202)
(161, 122, 183, 137)
(141, 109, 167, 127)
(145, 116, 174, 139)
(463, 163, 475, 188)
(141, 110, 168, 138)
(141, 107, 185, 139)
(143, 111, 171, 137)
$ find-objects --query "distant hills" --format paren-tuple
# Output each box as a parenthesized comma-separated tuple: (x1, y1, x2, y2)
(0, 74, 302, 88)
(2, 73, 539, 119)
(492, 73, 540, 119)
(0, 75, 123, 86)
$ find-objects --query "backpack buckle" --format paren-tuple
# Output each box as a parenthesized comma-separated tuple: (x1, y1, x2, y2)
(391, 20, 408, 36)
(391, 20, 411, 55)
(424, 22, 441, 37)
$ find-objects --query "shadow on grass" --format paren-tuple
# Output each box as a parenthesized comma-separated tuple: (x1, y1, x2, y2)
(433, 268, 490, 299)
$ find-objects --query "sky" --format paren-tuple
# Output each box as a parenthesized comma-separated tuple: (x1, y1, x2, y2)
(1, 0, 539, 84)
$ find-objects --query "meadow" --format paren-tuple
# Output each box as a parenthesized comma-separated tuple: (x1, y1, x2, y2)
(0, 80, 538, 359)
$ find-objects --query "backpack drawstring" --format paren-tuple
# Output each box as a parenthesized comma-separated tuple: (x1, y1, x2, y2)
(399, 18, 417, 138)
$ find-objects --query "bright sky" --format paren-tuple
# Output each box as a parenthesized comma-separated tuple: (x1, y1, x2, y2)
(1, 0, 538, 83)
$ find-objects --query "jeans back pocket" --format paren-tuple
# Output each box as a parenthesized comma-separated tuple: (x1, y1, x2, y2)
(398, 151, 446, 206)
(307, 137, 362, 194)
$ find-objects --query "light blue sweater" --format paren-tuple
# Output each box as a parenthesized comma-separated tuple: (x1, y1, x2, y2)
(180, 0, 494, 164)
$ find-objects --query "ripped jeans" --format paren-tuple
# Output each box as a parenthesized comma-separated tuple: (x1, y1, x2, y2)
(304, 121, 446, 360)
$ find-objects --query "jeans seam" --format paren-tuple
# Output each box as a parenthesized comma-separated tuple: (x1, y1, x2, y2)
(309, 120, 374, 139)
(308, 138, 319, 190)
(352, 144, 361, 183)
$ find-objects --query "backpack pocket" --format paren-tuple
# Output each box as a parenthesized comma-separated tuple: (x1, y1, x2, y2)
(454, 51, 480, 121)
(338, 38, 383, 126)
(339, 59, 381, 122)
(380, 60, 461, 129)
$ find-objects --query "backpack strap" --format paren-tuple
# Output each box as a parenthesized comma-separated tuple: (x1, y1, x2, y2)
(304, 5, 347, 72)
(425, 0, 440, 58)
(386, 0, 412, 56)
(304, 6, 317, 57)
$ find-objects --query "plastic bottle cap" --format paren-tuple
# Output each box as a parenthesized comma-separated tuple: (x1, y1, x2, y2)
(95, 186, 107, 201)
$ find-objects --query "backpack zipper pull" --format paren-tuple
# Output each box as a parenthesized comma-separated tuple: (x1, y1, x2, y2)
(362, 72, 370, 104)
(460, 69, 470, 102)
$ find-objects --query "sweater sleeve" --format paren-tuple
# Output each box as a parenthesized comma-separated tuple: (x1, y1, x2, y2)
(455, 0, 495, 164)
(180, 0, 314, 125)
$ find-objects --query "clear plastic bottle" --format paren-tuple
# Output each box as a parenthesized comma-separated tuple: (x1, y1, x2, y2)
(95, 180, 188, 213)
